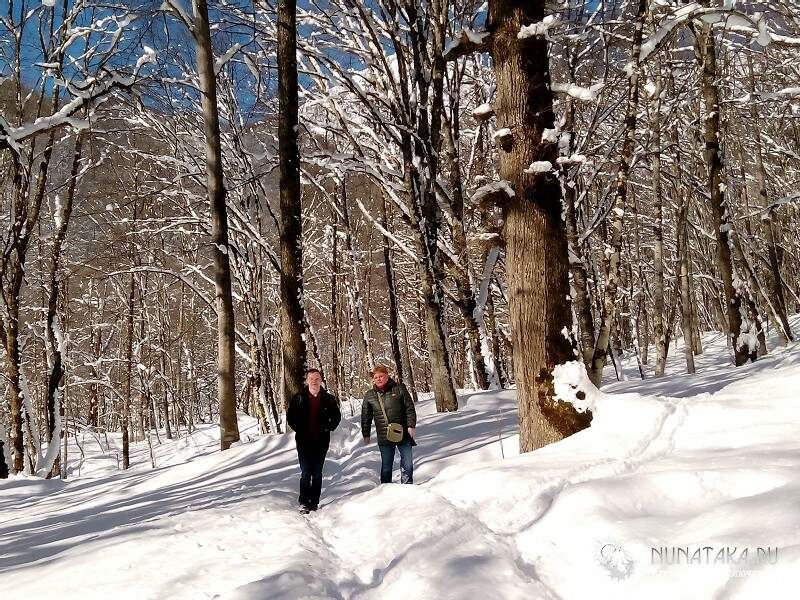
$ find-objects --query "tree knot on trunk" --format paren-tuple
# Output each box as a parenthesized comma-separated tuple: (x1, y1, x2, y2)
(535, 368, 593, 437)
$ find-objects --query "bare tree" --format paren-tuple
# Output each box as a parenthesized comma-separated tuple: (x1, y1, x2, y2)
(192, 0, 240, 448)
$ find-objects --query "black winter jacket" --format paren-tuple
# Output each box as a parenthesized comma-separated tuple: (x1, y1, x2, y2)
(287, 387, 341, 447)
(361, 379, 416, 445)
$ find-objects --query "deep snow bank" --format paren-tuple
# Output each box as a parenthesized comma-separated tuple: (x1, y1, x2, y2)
(3, 323, 800, 600)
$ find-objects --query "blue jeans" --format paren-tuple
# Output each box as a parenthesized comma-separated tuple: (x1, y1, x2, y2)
(379, 438, 413, 484)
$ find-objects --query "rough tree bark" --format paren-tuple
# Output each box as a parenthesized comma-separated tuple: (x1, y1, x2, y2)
(277, 0, 308, 405)
(1, 125, 49, 475)
(489, 0, 592, 451)
(43, 132, 84, 477)
(693, 20, 748, 365)
(193, 0, 240, 448)
(408, 0, 459, 412)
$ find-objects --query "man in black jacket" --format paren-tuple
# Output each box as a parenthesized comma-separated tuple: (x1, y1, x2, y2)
(287, 369, 341, 512)
(361, 364, 417, 484)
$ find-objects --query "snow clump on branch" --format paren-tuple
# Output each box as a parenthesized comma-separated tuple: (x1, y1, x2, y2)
(524, 161, 553, 174)
(518, 15, 558, 40)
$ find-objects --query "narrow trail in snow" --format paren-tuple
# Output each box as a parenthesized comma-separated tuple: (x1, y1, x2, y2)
(256, 375, 697, 600)
(231, 374, 696, 599)
(7, 328, 800, 600)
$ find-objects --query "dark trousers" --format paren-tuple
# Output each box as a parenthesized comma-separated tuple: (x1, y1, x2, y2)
(379, 438, 413, 484)
(296, 440, 328, 508)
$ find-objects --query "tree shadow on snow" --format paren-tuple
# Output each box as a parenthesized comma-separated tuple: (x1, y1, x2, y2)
(604, 343, 800, 399)
(0, 438, 299, 572)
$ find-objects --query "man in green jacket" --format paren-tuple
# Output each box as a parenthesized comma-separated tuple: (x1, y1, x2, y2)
(361, 364, 417, 484)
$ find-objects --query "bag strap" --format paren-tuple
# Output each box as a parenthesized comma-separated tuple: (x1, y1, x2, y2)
(375, 390, 391, 424)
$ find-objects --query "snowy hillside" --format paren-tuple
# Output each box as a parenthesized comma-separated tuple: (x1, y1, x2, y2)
(3, 325, 800, 600)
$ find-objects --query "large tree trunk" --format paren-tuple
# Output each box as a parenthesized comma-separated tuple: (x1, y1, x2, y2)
(42, 132, 83, 477)
(2, 142, 48, 476)
(193, 0, 240, 448)
(0, 5, 66, 475)
(418, 263, 458, 411)
(490, 0, 592, 452)
(420, 2, 458, 412)
(694, 21, 748, 365)
(277, 0, 308, 406)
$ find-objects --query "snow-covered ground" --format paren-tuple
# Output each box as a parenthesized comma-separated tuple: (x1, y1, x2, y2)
(3, 319, 800, 599)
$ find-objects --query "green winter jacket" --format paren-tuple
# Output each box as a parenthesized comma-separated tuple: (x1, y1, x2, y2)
(361, 379, 416, 445)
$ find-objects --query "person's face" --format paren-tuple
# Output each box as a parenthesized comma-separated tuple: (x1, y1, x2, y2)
(372, 371, 389, 388)
(306, 372, 322, 393)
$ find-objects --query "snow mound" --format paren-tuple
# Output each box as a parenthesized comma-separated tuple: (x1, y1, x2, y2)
(4, 318, 800, 599)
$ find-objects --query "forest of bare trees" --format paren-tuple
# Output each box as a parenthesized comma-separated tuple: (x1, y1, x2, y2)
(1, 0, 798, 477)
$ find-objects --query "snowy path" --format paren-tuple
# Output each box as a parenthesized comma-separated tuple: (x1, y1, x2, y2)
(3, 324, 800, 599)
